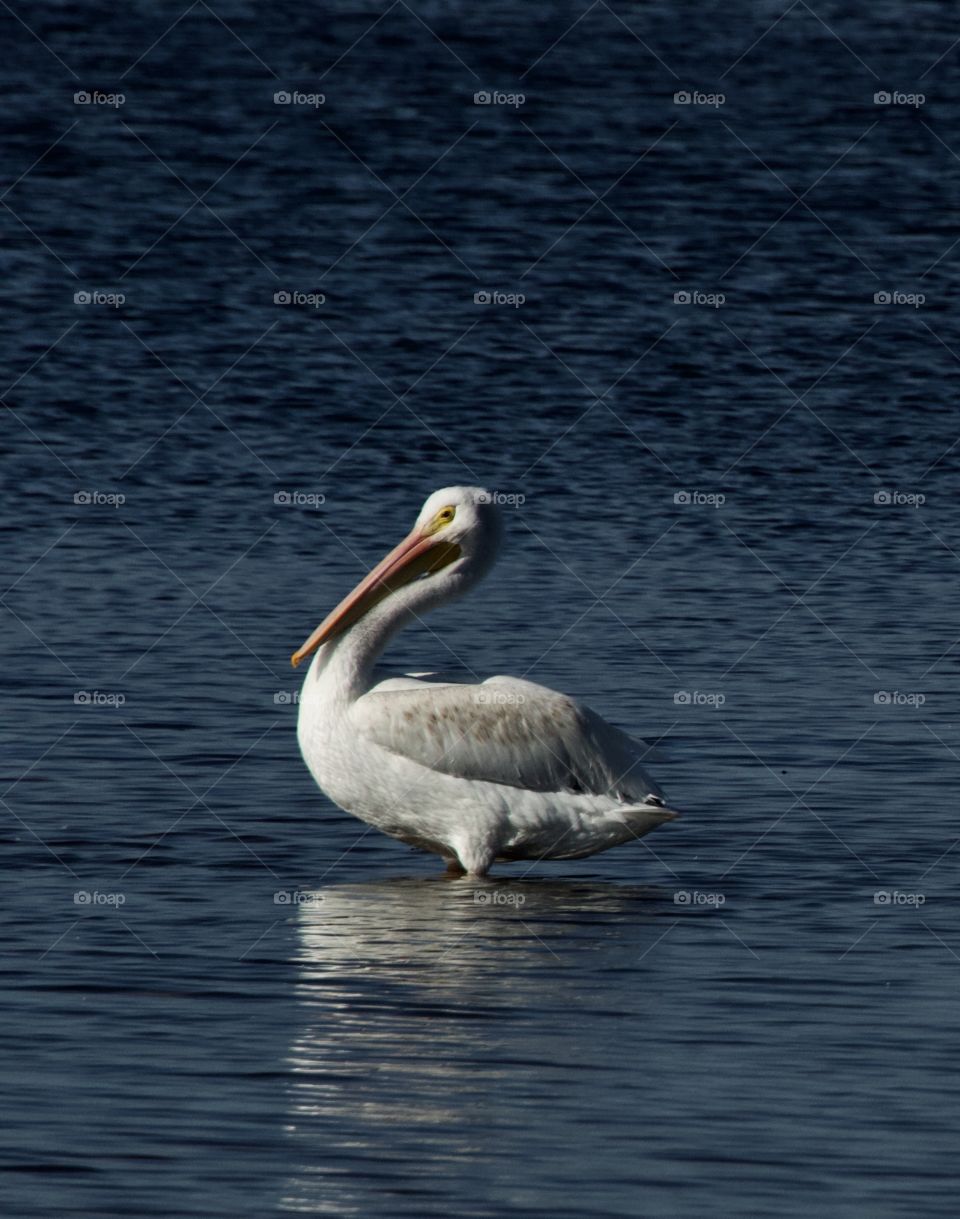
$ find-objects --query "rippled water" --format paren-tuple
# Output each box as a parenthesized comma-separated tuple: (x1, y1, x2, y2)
(3, 2, 960, 1216)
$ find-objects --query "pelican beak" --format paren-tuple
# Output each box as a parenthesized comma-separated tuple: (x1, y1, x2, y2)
(291, 528, 461, 668)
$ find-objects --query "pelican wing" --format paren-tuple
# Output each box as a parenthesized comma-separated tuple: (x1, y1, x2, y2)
(351, 676, 663, 801)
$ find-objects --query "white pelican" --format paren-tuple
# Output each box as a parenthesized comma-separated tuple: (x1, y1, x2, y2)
(292, 486, 677, 876)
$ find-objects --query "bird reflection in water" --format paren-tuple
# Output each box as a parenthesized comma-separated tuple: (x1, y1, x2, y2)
(279, 876, 673, 1215)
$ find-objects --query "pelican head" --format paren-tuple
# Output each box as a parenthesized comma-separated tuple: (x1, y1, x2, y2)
(292, 486, 503, 668)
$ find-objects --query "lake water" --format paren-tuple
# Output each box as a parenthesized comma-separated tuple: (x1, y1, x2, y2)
(2, 2, 959, 1216)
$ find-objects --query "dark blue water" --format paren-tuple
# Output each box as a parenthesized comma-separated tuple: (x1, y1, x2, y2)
(3, 2, 960, 1215)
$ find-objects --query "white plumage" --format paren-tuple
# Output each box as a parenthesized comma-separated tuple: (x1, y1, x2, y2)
(293, 486, 677, 876)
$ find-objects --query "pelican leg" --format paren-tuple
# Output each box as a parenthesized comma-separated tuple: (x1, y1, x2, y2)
(451, 839, 494, 878)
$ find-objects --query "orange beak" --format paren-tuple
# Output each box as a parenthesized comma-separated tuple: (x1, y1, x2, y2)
(291, 528, 461, 668)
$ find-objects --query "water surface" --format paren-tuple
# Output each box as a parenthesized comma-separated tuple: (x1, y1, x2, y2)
(2, 2, 959, 1215)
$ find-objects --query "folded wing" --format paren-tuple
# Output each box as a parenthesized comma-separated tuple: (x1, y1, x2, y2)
(351, 676, 663, 801)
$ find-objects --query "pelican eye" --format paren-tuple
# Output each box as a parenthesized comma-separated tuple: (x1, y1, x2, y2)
(423, 504, 457, 537)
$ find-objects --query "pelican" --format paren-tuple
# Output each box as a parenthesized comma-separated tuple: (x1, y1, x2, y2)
(292, 486, 677, 877)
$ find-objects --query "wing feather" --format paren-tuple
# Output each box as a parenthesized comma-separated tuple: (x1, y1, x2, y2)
(350, 676, 662, 801)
